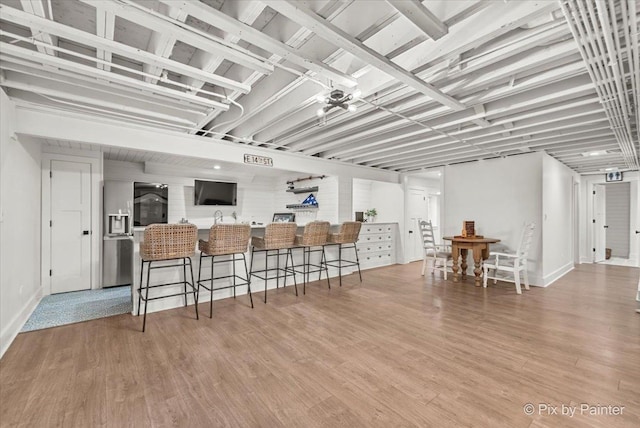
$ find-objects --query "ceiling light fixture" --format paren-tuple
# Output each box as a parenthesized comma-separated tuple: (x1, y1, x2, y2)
(213, 164, 221, 170)
(582, 150, 608, 157)
(316, 89, 361, 117)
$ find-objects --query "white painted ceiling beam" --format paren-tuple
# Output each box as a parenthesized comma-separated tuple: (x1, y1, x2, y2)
(142, 4, 188, 83)
(19, 0, 56, 56)
(359, 109, 610, 165)
(0, 43, 228, 110)
(76, 0, 273, 76)
(0, 5, 251, 94)
(1, 70, 203, 121)
(160, 0, 356, 89)
(181, 0, 266, 94)
(311, 75, 596, 157)
(357, 112, 610, 166)
(262, 0, 465, 111)
(95, 5, 115, 71)
(0, 56, 211, 116)
(3, 79, 196, 126)
(386, 0, 448, 40)
(287, 59, 589, 153)
(378, 123, 613, 169)
(209, 0, 370, 137)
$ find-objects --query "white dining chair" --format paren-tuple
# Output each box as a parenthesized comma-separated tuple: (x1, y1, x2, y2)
(419, 220, 452, 279)
(482, 222, 536, 294)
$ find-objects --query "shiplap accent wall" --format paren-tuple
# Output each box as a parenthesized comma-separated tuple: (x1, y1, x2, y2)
(104, 160, 277, 225)
(353, 179, 373, 214)
(605, 182, 630, 258)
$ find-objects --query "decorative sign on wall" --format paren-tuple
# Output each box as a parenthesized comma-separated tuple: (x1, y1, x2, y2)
(244, 154, 273, 167)
(605, 171, 623, 182)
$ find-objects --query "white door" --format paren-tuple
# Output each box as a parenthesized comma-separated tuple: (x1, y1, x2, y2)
(407, 188, 428, 262)
(593, 184, 606, 262)
(50, 160, 92, 293)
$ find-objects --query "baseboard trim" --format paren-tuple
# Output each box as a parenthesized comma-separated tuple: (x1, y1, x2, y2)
(543, 262, 575, 287)
(0, 288, 42, 359)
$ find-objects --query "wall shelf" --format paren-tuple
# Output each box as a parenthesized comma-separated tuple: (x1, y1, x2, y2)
(286, 204, 319, 210)
(286, 186, 319, 194)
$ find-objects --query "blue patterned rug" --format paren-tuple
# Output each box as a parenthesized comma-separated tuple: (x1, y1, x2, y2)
(21, 286, 132, 332)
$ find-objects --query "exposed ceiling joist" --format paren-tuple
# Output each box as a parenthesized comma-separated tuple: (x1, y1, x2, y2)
(19, 0, 56, 56)
(385, 0, 448, 40)
(159, 0, 357, 89)
(142, 4, 188, 83)
(262, 0, 465, 111)
(95, 5, 115, 72)
(76, 0, 273, 76)
(0, 5, 251, 94)
(0, 42, 229, 111)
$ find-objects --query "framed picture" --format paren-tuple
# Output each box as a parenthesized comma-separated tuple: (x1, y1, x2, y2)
(272, 212, 295, 223)
(605, 171, 623, 182)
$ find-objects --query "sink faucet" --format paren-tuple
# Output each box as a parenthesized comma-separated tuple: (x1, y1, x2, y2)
(214, 210, 223, 224)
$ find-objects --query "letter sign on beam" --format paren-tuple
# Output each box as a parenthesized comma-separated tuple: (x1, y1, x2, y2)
(244, 154, 273, 167)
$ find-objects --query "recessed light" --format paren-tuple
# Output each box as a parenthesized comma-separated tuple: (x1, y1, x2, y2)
(213, 165, 221, 170)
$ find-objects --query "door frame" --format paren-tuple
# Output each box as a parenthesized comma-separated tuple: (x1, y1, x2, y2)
(41, 153, 102, 295)
(584, 172, 639, 267)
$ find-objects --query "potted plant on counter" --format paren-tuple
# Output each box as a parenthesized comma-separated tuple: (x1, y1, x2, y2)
(365, 208, 377, 223)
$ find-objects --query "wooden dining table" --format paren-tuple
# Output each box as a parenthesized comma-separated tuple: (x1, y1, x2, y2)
(442, 236, 501, 286)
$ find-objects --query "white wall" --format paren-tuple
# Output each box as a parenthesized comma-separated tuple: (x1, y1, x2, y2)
(0, 91, 42, 357)
(542, 153, 578, 285)
(443, 153, 543, 284)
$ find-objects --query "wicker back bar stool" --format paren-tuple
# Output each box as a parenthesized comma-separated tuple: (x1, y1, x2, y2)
(137, 223, 198, 332)
(249, 223, 298, 303)
(323, 221, 363, 287)
(291, 221, 331, 294)
(197, 224, 253, 318)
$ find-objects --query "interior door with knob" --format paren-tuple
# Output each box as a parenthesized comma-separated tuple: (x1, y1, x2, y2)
(407, 188, 428, 262)
(50, 160, 92, 293)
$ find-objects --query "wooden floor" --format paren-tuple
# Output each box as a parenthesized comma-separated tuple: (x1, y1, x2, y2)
(1, 263, 639, 427)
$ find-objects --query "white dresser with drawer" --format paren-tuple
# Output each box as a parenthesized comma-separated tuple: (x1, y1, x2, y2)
(357, 223, 398, 269)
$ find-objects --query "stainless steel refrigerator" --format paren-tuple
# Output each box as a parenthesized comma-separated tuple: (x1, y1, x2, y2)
(103, 180, 134, 287)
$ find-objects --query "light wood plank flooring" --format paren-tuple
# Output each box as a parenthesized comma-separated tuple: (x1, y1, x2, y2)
(1, 263, 639, 427)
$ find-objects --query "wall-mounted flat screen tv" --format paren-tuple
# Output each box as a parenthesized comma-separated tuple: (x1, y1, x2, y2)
(194, 180, 237, 206)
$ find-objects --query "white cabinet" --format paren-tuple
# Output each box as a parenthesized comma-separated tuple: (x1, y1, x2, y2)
(357, 223, 397, 270)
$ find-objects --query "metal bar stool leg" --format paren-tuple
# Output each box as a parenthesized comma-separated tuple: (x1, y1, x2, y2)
(182, 257, 188, 307)
(302, 247, 307, 295)
(242, 253, 253, 308)
(354, 244, 362, 282)
(232, 254, 237, 299)
(188, 257, 198, 320)
(264, 249, 268, 303)
(210, 254, 215, 318)
(338, 244, 343, 287)
(137, 259, 144, 316)
(197, 252, 203, 311)
(142, 260, 152, 332)
(286, 248, 298, 296)
(322, 247, 331, 289)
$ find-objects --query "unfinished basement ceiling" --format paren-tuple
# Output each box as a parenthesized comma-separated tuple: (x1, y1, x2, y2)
(0, 0, 638, 174)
